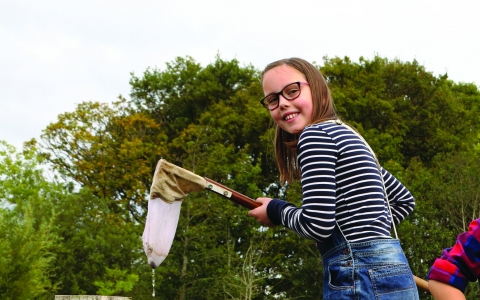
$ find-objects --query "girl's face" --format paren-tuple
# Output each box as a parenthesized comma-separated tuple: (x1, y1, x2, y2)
(262, 65, 313, 135)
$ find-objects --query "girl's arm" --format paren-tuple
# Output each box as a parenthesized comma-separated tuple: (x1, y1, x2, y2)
(381, 168, 415, 225)
(265, 128, 337, 242)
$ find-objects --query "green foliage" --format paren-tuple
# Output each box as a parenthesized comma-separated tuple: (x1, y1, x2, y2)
(0, 204, 58, 299)
(49, 188, 143, 296)
(322, 56, 480, 167)
(3, 55, 480, 299)
(94, 267, 139, 296)
(0, 141, 59, 299)
(39, 99, 166, 222)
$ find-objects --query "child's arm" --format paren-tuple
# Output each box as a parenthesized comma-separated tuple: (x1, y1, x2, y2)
(381, 168, 415, 225)
(260, 128, 337, 242)
(427, 219, 480, 295)
(428, 280, 466, 300)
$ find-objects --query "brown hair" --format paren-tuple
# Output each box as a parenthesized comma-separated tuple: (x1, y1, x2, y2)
(261, 58, 339, 184)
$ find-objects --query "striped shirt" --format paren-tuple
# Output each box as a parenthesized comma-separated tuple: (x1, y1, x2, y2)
(266, 122, 415, 243)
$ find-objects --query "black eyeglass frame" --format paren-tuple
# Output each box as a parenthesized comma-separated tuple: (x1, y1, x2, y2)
(260, 81, 309, 111)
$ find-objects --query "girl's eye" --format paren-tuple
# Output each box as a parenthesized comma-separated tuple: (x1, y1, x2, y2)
(284, 87, 300, 98)
(287, 88, 299, 95)
(266, 96, 279, 105)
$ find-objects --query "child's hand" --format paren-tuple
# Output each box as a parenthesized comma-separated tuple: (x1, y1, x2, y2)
(248, 197, 275, 227)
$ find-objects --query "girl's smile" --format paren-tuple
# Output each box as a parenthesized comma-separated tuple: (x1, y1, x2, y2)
(284, 112, 299, 121)
(262, 65, 313, 135)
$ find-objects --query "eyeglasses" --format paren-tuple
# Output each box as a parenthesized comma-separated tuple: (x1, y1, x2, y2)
(260, 81, 309, 110)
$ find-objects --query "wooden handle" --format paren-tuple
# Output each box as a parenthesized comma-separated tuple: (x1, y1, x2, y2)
(414, 275, 430, 293)
(205, 178, 261, 209)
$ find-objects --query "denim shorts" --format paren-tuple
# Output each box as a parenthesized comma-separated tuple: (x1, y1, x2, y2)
(317, 224, 419, 299)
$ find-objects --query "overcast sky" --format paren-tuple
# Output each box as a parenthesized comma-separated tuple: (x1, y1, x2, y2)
(1, 0, 479, 150)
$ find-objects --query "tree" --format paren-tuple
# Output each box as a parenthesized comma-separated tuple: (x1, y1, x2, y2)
(0, 141, 59, 299)
(129, 55, 277, 189)
(94, 267, 139, 296)
(49, 188, 143, 296)
(322, 56, 480, 167)
(0, 142, 145, 298)
(39, 99, 165, 222)
(33, 55, 480, 299)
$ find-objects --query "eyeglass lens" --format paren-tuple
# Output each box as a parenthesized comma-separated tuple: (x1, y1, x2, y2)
(264, 82, 301, 110)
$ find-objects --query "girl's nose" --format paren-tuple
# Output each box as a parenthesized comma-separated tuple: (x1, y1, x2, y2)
(278, 95, 290, 108)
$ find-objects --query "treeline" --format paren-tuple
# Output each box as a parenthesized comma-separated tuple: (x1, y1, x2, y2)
(1, 55, 480, 299)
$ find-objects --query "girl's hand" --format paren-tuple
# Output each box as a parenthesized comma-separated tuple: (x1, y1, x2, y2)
(248, 197, 275, 227)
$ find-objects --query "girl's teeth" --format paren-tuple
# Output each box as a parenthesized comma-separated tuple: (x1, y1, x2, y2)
(285, 114, 298, 120)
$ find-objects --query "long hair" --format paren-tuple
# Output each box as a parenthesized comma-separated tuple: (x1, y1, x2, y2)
(261, 58, 339, 184)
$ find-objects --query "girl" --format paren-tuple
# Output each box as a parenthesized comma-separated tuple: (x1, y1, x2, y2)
(248, 58, 418, 299)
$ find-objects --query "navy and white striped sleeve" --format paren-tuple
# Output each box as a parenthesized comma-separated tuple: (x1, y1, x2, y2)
(382, 168, 415, 225)
(266, 127, 337, 242)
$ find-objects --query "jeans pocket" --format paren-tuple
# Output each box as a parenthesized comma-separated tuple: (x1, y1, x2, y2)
(327, 258, 354, 289)
(368, 264, 418, 300)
